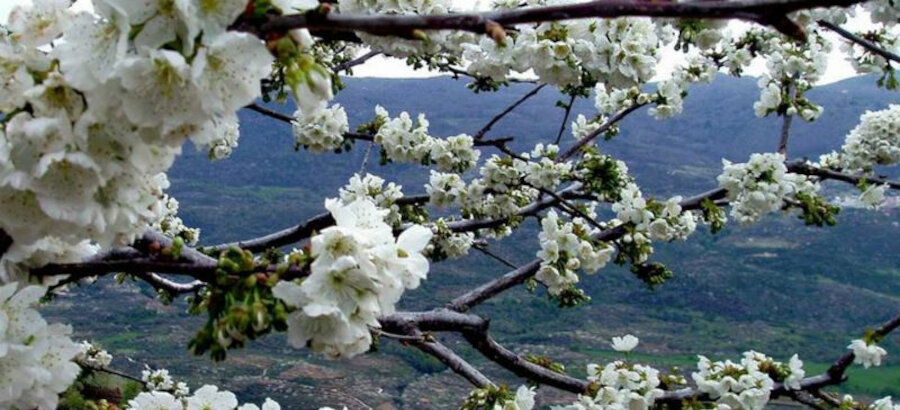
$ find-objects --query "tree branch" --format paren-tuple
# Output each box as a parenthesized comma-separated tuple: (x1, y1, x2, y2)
(410, 335, 495, 388)
(560, 102, 647, 160)
(381, 310, 590, 392)
(446, 187, 726, 312)
(244, 103, 519, 150)
(474, 83, 547, 140)
(132, 272, 206, 294)
(554, 94, 577, 145)
(787, 161, 900, 190)
(206, 195, 429, 253)
(817, 20, 900, 64)
(334, 50, 381, 72)
(256, 0, 867, 41)
(0, 229, 11, 260)
(778, 83, 795, 156)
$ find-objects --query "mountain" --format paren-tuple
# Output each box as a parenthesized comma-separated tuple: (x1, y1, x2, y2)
(43, 74, 900, 409)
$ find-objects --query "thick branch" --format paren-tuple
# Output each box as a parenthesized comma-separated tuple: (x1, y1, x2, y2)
(381, 310, 591, 392)
(411, 336, 495, 388)
(257, 0, 867, 41)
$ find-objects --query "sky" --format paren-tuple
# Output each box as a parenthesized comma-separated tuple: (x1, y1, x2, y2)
(0, 0, 870, 84)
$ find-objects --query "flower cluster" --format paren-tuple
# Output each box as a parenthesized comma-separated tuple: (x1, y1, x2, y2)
(426, 218, 475, 260)
(463, 15, 670, 89)
(692, 352, 805, 410)
(293, 103, 350, 153)
(536, 210, 614, 296)
(522, 144, 573, 190)
(842, 28, 900, 89)
(461, 384, 536, 410)
(75, 341, 113, 369)
(0, 0, 274, 279)
(848, 339, 888, 368)
(374, 107, 481, 172)
(556, 336, 664, 410)
(338, 0, 473, 57)
(128, 384, 282, 410)
(427, 171, 468, 208)
(273, 198, 432, 358)
(717, 153, 819, 224)
(751, 34, 829, 121)
(582, 361, 664, 410)
(339, 173, 407, 226)
(613, 184, 698, 243)
(0, 282, 81, 409)
(828, 104, 900, 172)
(154, 193, 201, 246)
(142, 367, 190, 397)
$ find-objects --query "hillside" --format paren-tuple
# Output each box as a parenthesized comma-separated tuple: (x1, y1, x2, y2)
(43, 74, 900, 409)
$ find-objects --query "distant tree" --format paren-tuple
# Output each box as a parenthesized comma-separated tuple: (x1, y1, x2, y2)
(0, 0, 898, 408)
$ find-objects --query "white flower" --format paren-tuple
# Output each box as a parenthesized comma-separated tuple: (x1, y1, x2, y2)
(6, 0, 71, 47)
(194, 0, 247, 37)
(193, 32, 273, 116)
(571, 114, 600, 141)
(858, 184, 888, 209)
(53, 9, 129, 91)
(611, 334, 639, 352)
(848, 339, 887, 368)
(870, 396, 898, 410)
(717, 153, 818, 224)
(186, 385, 239, 410)
(783, 354, 805, 390)
(109, 0, 198, 53)
(128, 391, 183, 410)
(505, 385, 536, 410)
(116, 48, 204, 129)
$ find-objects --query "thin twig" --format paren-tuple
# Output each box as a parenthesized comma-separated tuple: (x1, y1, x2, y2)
(560, 103, 647, 160)
(246, 103, 294, 122)
(473, 245, 519, 270)
(818, 20, 900, 64)
(474, 83, 547, 140)
(245, 102, 519, 151)
(334, 50, 381, 72)
(554, 94, 577, 145)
